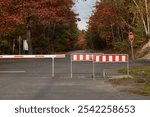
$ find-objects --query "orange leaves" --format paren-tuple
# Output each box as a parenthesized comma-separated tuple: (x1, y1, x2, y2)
(88, 2, 119, 45)
(0, 0, 75, 35)
(89, 3, 118, 27)
(77, 34, 87, 49)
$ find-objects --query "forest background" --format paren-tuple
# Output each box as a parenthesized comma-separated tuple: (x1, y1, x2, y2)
(0, 0, 150, 56)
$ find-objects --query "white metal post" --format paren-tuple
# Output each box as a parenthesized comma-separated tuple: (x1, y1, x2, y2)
(18, 36, 22, 55)
(131, 41, 134, 60)
(93, 56, 95, 80)
(103, 70, 106, 78)
(127, 57, 130, 76)
(71, 54, 73, 78)
(52, 57, 55, 77)
(13, 39, 15, 54)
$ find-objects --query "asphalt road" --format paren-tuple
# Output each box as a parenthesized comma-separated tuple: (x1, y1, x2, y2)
(0, 52, 150, 100)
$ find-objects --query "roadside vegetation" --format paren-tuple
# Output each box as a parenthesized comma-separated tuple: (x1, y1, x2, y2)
(109, 66, 150, 96)
(0, 0, 150, 56)
(0, 0, 79, 54)
(86, 0, 150, 55)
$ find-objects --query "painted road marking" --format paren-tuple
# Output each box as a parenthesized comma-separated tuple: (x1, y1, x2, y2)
(0, 71, 26, 73)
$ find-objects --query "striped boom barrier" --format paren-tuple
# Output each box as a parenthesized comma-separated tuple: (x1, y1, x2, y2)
(0, 55, 65, 59)
(93, 54, 129, 78)
(72, 54, 93, 61)
(71, 53, 95, 79)
(94, 55, 128, 63)
(0, 54, 66, 77)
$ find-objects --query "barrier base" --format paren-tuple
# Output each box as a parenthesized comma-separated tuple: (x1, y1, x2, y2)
(108, 75, 133, 79)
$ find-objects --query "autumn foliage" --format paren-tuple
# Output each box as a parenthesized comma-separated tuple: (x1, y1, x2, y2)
(0, 0, 79, 54)
(0, 0, 76, 34)
(77, 32, 87, 49)
(87, 0, 150, 52)
(88, 3, 118, 43)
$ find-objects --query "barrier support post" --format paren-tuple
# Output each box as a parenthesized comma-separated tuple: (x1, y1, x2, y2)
(71, 54, 73, 78)
(127, 60, 129, 76)
(93, 58, 95, 80)
(103, 70, 106, 78)
(52, 57, 55, 77)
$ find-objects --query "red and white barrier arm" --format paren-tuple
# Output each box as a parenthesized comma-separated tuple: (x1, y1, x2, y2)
(0, 54, 66, 59)
(55, 54, 66, 58)
(94, 55, 128, 63)
(71, 54, 93, 61)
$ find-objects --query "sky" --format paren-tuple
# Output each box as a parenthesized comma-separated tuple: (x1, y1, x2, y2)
(73, 0, 97, 31)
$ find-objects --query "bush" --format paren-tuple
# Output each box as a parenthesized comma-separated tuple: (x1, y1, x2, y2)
(112, 40, 130, 53)
(0, 40, 11, 54)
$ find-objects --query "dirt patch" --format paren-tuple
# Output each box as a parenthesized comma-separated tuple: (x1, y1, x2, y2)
(109, 78, 150, 96)
(136, 40, 150, 60)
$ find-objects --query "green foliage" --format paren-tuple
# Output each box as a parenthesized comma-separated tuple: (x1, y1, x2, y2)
(86, 31, 106, 50)
(30, 22, 79, 54)
(109, 66, 150, 96)
(0, 0, 79, 54)
(32, 38, 49, 54)
(0, 39, 11, 54)
(93, 38, 106, 50)
(112, 40, 130, 53)
(86, 0, 149, 53)
(128, 82, 150, 96)
(119, 66, 150, 79)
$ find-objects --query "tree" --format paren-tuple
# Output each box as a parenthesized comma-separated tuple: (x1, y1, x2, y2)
(88, 2, 119, 48)
(0, 0, 75, 33)
(131, 0, 150, 37)
(87, 0, 150, 53)
(0, 0, 78, 54)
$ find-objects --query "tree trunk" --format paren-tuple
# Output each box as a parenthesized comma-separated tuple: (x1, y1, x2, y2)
(132, 0, 149, 35)
(111, 25, 115, 42)
(117, 26, 121, 41)
(120, 27, 124, 40)
(145, 0, 150, 32)
(26, 30, 32, 54)
(51, 24, 56, 53)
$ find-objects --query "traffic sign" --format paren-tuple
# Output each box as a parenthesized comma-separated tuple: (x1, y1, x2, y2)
(129, 32, 134, 60)
(23, 40, 29, 51)
(129, 32, 134, 42)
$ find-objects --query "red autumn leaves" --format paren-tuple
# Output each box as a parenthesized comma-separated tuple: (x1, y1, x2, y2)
(0, 0, 75, 35)
(88, 3, 118, 43)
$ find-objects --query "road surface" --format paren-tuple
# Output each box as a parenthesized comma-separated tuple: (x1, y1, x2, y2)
(0, 52, 150, 100)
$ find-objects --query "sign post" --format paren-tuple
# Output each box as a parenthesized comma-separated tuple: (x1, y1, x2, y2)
(129, 32, 134, 60)
(52, 57, 55, 77)
(23, 40, 29, 54)
(93, 57, 95, 80)
(71, 54, 73, 78)
(18, 36, 22, 55)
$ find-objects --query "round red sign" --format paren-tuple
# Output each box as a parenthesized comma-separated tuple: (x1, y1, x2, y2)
(129, 32, 134, 41)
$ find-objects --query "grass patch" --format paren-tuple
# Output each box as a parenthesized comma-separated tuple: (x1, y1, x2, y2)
(118, 66, 150, 79)
(123, 83, 150, 96)
(109, 66, 150, 96)
(138, 82, 150, 95)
